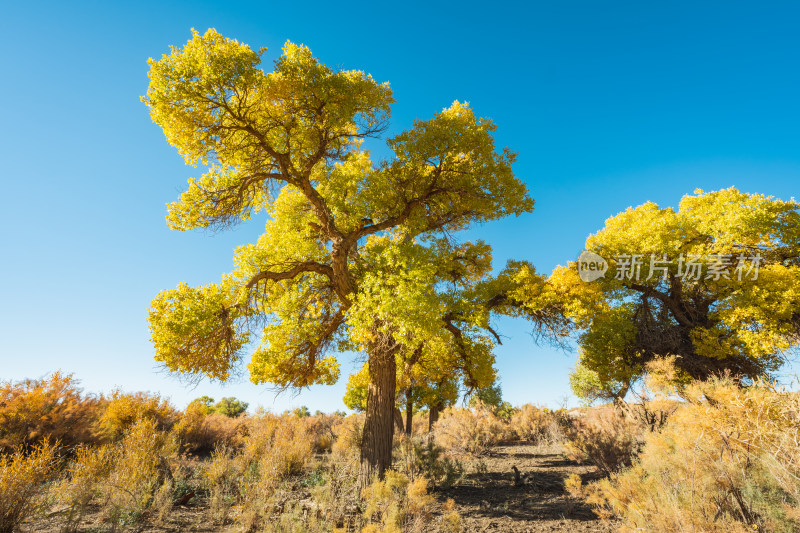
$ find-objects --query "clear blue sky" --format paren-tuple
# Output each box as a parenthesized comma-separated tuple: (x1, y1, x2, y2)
(1, 1, 798, 412)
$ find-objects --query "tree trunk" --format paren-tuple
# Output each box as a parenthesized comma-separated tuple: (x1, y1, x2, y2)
(359, 335, 397, 489)
(405, 388, 413, 437)
(428, 401, 442, 432)
(393, 407, 404, 434)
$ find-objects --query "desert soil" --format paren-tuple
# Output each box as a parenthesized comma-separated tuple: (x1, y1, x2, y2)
(25, 442, 617, 532)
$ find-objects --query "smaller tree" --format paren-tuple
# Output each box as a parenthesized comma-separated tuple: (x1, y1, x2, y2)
(212, 397, 249, 417)
(290, 406, 311, 418)
(551, 188, 800, 402)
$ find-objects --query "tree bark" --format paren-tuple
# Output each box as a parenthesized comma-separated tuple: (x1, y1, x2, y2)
(393, 407, 404, 434)
(359, 334, 397, 489)
(428, 400, 442, 432)
(405, 388, 413, 437)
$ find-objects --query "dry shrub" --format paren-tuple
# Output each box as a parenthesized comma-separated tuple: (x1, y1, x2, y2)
(563, 406, 643, 475)
(96, 390, 178, 442)
(52, 444, 114, 532)
(406, 438, 463, 490)
(174, 401, 246, 455)
(586, 377, 800, 533)
(0, 440, 59, 533)
(303, 412, 344, 454)
(332, 413, 365, 459)
(360, 471, 434, 533)
(510, 405, 567, 446)
(54, 417, 177, 527)
(0, 373, 101, 451)
(438, 498, 462, 533)
(308, 453, 361, 530)
(200, 413, 314, 529)
(432, 404, 506, 457)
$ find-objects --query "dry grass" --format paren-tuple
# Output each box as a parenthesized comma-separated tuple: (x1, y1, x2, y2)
(563, 406, 643, 476)
(432, 404, 507, 457)
(585, 377, 800, 532)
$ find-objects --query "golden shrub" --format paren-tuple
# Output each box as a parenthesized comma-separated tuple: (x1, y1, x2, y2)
(563, 406, 643, 475)
(174, 401, 246, 455)
(51, 443, 115, 532)
(303, 412, 344, 454)
(0, 440, 59, 533)
(432, 404, 507, 457)
(331, 413, 365, 459)
(0, 373, 101, 451)
(200, 413, 315, 529)
(586, 378, 800, 532)
(361, 471, 434, 533)
(54, 417, 178, 527)
(96, 390, 178, 441)
(509, 404, 567, 445)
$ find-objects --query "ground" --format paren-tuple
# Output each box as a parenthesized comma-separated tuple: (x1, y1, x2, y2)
(26, 442, 616, 533)
(439, 443, 616, 532)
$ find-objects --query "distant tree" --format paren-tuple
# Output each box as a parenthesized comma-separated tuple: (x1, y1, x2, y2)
(291, 406, 310, 418)
(212, 397, 248, 417)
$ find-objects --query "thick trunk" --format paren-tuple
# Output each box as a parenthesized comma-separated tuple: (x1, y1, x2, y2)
(359, 336, 397, 489)
(405, 388, 413, 437)
(428, 401, 442, 432)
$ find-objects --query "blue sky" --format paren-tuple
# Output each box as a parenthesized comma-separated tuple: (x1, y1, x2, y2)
(1, 1, 798, 412)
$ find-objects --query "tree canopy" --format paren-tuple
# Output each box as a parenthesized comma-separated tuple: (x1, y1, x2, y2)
(557, 188, 800, 402)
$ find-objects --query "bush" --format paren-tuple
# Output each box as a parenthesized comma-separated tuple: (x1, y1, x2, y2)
(211, 397, 249, 417)
(586, 378, 800, 532)
(408, 438, 463, 490)
(0, 440, 59, 533)
(433, 404, 507, 457)
(96, 390, 178, 441)
(200, 413, 314, 529)
(563, 406, 643, 476)
(361, 471, 434, 533)
(52, 443, 114, 532)
(303, 412, 344, 454)
(174, 400, 246, 455)
(331, 414, 365, 459)
(509, 405, 566, 445)
(0, 373, 101, 451)
(53, 418, 178, 528)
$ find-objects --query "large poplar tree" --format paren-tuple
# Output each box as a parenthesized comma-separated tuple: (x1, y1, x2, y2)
(142, 30, 553, 483)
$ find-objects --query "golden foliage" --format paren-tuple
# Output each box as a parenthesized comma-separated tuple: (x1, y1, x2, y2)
(0, 439, 59, 533)
(200, 413, 315, 529)
(0, 373, 101, 451)
(509, 404, 566, 445)
(174, 401, 246, 455)
(96, 390, 178, 441)
(53, 418, 178, 527)
(361, 471, 434, 533)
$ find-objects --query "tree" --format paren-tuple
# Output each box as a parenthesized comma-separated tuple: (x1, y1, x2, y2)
(553, 188, 800, 402)
(143, 29, 541, 484)
(343, 359, 459, 435)
(213, 397, 249, 417)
